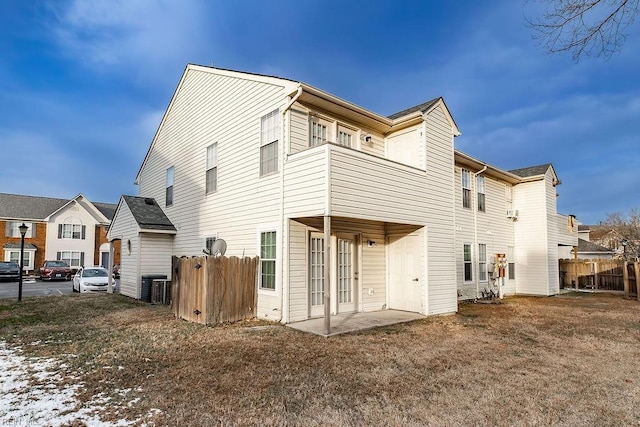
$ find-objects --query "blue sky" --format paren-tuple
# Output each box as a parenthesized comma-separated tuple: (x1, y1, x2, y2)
(1, 0, 638, 224)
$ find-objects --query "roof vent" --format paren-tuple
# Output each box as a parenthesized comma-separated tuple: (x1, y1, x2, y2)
(144, 198, 155, 205)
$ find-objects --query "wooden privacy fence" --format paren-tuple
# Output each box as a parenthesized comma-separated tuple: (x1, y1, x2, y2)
(172, 256, 258, 325)
(559, 259, 639, 299)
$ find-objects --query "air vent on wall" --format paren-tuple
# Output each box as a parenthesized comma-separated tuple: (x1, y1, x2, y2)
(507, 209, 519, 220)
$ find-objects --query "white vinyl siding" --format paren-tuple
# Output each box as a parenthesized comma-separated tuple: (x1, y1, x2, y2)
(206, 143, 217, 193)
(106, 201, 139, 299)
(139, 234, 173, 277)
(260, 110, 279, 176)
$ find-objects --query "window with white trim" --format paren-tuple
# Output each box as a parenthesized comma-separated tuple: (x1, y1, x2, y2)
(206, 143, 217, 194)
(478, 244, 487, 281)
(58, 223, 85, 240)
(507, 246, 515, 280)
(58, 250, 84, 268)
(477, 175, 486, 212)
(463, 243, 473, 282)
(6, 250, 34, 270)
(166, 166, 174, 206)
(260, 231, 276, 290)
(462, 169, 471, 209)
(5, 222, 35, 238)
(310, 120, 328, 147)
(337, 130, 352, 148)
(260, 110, 279, 176)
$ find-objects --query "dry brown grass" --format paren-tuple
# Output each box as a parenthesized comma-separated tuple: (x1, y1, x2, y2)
(2, 292, 640, 426)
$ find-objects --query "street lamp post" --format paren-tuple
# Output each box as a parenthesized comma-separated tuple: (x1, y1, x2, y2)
(17, 223, 29, 302)
(622, 239, 628, 260)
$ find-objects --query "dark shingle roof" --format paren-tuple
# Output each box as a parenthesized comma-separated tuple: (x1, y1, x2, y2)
(508, 164, 552, 178)
(3, 243, 38, 250)
(122, 196, 176, 231)
(387, 97, 441, 120)
(576, 238, 614, 253)
(93, 202, 117, 220)
(0, 193, 68, 220)
(578, 225, 590, 231)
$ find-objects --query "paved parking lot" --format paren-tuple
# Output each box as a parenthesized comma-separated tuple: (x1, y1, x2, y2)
(0, 279, 120, 300)
(0, 279, 72, 299)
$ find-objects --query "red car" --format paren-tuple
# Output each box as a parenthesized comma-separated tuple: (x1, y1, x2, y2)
(40, 260, 72, 281)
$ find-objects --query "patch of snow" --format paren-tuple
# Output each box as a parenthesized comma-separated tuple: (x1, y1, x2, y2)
(0, 341, 160, 426)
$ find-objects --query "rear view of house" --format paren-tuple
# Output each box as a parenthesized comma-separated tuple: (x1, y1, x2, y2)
(108, 65, 577, 323)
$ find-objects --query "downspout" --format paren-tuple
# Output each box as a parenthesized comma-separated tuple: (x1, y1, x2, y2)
(278, 85, 303, 323)
(473, 165, 487, 298)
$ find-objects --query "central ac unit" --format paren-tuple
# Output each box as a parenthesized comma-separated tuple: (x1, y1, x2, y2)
(507, 209, 519, 219)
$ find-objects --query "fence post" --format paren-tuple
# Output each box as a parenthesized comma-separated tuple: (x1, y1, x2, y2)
(635, 262, 640, 301)
(623, 261, 629, 298)
(593, 261, 599, 290)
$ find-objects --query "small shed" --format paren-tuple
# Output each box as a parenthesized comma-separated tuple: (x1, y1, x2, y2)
(107, 196, 176, 300)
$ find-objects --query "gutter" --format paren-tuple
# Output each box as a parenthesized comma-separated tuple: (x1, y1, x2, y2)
(278, 85, 303, 324)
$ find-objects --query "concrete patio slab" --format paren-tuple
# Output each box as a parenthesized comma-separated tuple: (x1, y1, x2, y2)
(287, 310, 425, 337)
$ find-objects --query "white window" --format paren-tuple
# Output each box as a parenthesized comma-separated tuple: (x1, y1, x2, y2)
(6, 250, 33, 270)
(463, 243, 473, 282)
(310, 121, 328, 147)
(462, 169, 471, 209)
(508, 246, 515, 280)
(337, 130, 352, 148)
(477, 175, 486, 212)
(260, 110, 279, 176)
(58, 223, 85, 240)
(206, 143, 218, 194)
(5, 222, 35, 238)
(166, 166, 174, 206)
(478, 244, 487, 282)
(310, 235, 324, 306)
(58, 251, 84, 268)
(260, 231, 276, 290)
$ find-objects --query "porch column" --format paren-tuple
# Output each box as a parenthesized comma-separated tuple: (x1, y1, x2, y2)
(107, 241, 114, 293)
(324, 215, 331, 335)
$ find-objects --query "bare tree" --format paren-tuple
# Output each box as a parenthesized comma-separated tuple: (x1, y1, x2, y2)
(600, 208, 640, 259)
(526, 0, 640, 60)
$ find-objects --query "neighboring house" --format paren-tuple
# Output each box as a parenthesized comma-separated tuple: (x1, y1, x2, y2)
(570, 239, 616, 259)
(0, 193, 120, 273)
(108, 64, 577, 323)
(589, 227, 639, 259)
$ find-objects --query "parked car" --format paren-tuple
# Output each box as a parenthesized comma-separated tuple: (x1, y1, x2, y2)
(73, 266, 111, 293)
(40, 260, 72, 281)
(0, 261, 20, 281)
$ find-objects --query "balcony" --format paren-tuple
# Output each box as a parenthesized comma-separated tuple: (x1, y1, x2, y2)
(283, 143, 431, 225)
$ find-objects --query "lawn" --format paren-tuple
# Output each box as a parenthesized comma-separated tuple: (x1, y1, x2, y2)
(1, 292, 639, 426)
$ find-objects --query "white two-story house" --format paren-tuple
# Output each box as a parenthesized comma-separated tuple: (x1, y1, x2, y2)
(108, 65, 576, 323)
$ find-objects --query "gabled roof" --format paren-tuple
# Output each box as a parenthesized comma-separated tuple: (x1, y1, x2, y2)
(45, 193, 111, 224)
(0, 193, 68, 221)
(387, 98, 440, 120)
(122, 196, 176, 232)
(93, 202, 117, 220)
(509, 163, 560, 185)
(135, 64, 461, 184)
(574, 238, 615, 254)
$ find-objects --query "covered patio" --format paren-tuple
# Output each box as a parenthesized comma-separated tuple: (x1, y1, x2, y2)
(287, 309, 425, 337)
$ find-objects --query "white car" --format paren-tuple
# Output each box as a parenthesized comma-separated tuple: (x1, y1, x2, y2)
(73, 267, 111, 293)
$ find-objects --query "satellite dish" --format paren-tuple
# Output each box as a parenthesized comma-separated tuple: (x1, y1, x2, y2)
(211, 239, 227, 256)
